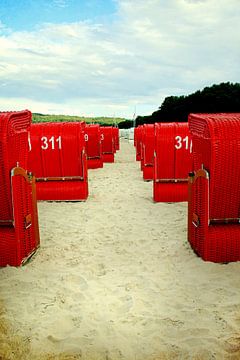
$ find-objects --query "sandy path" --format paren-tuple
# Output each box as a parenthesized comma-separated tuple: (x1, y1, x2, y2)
(0, 139, 240, 360)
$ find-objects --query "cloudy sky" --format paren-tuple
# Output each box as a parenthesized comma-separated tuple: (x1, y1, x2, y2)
(0, 0, 239, 118)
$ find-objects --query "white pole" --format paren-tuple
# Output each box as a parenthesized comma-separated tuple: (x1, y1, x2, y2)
(133, 105, 136, 128)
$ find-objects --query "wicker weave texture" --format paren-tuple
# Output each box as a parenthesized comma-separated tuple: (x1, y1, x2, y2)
(29, 122, 86, 177)
(188, 113, 240, 262)
(36, 180, 88, 201)
(11, 172, 39, 264)
(153, 182, 188, 202)
(0, 110, 31, 221)
(0, 228, 17, 266)
(29, 122, 88, 201)
(0, 110, 40, 266)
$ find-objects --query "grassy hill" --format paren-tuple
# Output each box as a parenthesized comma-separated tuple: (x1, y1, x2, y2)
(32, 113, 129, 126)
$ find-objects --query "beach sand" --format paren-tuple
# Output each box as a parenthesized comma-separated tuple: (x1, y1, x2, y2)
(0, 138, 240, 360)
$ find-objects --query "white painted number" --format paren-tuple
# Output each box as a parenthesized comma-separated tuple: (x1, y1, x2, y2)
(49, 136, 55, 150)
(84, 134, 89, 141)
(28, 132, 32, 151)
(175, 135, 182, 150)
(100, 134, 104, 141)
(56, 135, 62, 149)
(41, 136, 62, 150)
(175, 135, 192, 153)
(41, 136, 48, 150)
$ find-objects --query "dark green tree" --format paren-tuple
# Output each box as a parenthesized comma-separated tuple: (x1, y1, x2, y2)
(135, 82, 240, 126)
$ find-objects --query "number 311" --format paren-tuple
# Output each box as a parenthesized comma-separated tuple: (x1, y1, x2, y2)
(41, 136, 62, 150)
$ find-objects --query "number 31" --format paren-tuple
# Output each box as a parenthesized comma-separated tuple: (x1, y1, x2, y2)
(175, 135, 192, 152)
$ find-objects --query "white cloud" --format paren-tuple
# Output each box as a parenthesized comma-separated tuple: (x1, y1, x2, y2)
(53, 0, 69, 8)
(0, 0, 239, 117)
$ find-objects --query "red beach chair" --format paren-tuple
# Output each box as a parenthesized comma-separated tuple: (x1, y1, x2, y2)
(112, 127, 120, 152)
(134, 127, 138, 147)
(154, 122, 193, 202)
(134, 126, 143, 162)
(140, 127, 145, 171)
(28, 122, 88, 201)
(100, 126, 115, 163)
(84, 124, 103, 169)
(188, 113, 240, 262)
(142, 124, 155, 181)
(0, 110, 40, 267)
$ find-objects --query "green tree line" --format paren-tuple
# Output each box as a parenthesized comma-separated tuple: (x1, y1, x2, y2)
(136, 82, 240, 126)
(32, 82, 240, 128)
(32, 113, 129, 127)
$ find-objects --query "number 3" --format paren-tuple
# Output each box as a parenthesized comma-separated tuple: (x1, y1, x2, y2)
(41, 136, 48, 150)
(175, 135, 192, 152)
(175, 135, 182, 149)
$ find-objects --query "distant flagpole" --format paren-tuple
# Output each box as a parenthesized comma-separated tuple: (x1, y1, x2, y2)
(133, 105, 136, 127)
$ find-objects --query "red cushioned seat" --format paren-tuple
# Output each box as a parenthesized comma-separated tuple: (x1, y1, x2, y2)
(153, 122, 193, 202)
(188, 113, 240, 262)
(0, 110, 40, 267)
(100, 126, 115, 163)
(84, 124, 103, 169)
(28, 122, 88, 201)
